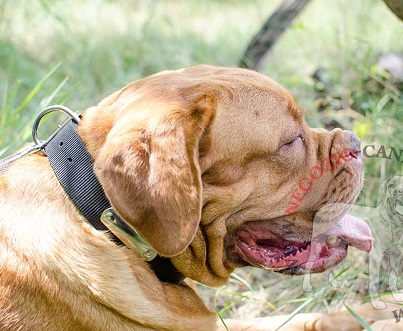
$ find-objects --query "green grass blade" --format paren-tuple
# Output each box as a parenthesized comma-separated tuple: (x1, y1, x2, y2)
(343, 303, 373, 331)
(0, 63, 65, 154)
(218, 301, 235, 318)
(217, 312, 229, 331)
(230, 273, 254, 292)
(275, 296, 315, 331)
(15, 62, 61, 114)
(39, 76, 69, 109)
(0, 80, 21, 133)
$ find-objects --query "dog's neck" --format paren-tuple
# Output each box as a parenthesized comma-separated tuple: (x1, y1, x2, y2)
(44, 119, 184, 284)
(148, 257, 185, 284)
(379, 201, 403, 237)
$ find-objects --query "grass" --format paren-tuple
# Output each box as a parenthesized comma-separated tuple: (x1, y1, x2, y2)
(0, 63, 71, 156)
(1, 0, 402, 326)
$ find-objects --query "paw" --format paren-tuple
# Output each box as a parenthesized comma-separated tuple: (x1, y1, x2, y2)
(370, 299, 387, 310)
(329, 278, 342, 288)
(303, 284, 313, 292)
(392, 292, 403, 302)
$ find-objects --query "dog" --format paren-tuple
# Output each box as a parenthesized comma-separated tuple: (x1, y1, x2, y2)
(0, 65, 398, 330)
(368, 175, 403, 309)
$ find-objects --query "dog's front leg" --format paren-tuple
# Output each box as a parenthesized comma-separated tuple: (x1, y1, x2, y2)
(220, 314, 323, 331)
(73, 249, 218, 331)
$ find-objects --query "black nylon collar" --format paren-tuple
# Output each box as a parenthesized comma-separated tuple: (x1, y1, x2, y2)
(44, 120, 121, 241)
(44, 119, 184, 284)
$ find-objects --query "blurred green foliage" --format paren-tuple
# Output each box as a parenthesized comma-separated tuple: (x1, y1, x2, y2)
(1, 0, 401, 195)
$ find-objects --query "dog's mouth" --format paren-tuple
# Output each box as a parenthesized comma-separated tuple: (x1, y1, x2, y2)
(395, 199, 403, 216)
(233, 214, 373, 275)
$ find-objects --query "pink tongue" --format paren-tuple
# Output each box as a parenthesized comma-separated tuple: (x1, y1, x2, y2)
(324, 214, 373, 252)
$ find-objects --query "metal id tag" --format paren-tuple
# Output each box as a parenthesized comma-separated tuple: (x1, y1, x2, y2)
(100, 208, 157, 261)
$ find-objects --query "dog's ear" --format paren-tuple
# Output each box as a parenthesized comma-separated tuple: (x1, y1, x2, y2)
(94, 90, 216, 257)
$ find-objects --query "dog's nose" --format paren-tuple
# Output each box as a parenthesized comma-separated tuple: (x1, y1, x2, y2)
(345, 130, 361, 153)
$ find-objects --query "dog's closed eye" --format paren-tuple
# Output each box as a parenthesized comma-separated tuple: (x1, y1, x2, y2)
(278, 135, 304, 152)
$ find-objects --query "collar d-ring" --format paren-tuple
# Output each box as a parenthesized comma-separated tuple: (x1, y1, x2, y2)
(32, 105, 81, 146)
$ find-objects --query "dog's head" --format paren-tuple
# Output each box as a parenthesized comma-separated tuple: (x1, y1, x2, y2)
(79, 65, 372, 286)
(381, 176, 403, 216)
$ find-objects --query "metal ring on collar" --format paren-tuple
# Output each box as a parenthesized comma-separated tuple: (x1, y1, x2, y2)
(32, 105, 81, 146)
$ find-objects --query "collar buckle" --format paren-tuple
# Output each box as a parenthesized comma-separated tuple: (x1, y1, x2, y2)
(101, 208, 157, 261)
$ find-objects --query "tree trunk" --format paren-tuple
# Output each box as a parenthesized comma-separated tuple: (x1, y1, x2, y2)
(383, 0, 403, 20)
(239, 0, 312, 71)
